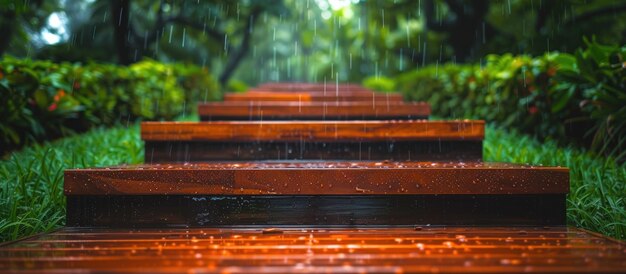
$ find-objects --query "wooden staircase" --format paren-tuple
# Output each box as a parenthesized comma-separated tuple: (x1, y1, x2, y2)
(1, 82, 624, 273)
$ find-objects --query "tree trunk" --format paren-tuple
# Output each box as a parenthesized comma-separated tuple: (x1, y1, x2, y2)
(218, 8, 261, 87)
(447, 0, 490, 62)
(111, 0, 131, 65)
(0, 10, 16, 56)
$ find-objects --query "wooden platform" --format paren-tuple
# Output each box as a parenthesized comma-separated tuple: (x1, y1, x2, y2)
(141, 121, 484, 162)
(63, 162, 568, 227)
(224, 92, 405, 102)
(2, 227, 624, 273)
(198, 101, 430, 121)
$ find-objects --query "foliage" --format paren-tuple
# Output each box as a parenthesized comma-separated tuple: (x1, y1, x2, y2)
(0, 0, 63, 55)
(0, 58, 219, 153)
(557, 40, 626, 161)
(485, 125, 625, 241)
(397, 41, 626, 161)
(0, 125, 143, 242)
(362, 76, 396, 92)
(3, 0, 625, 85)
(226, 79, 249, 93)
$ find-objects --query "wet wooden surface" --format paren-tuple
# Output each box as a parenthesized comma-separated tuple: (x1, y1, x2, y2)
(1, 226, 624, 273)
(257, 82, 371, 92)
(247, 89, 376, 95)
(224, 92, 405, 102)
(141, 120, 484, 142)
(64, 162, 568, 195)
(198, 101, 430, 120)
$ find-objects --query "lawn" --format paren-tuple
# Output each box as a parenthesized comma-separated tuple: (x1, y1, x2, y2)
(0, 125, 143, 242)
(485, 127, 625, 240)
(0, 123, 624, 242)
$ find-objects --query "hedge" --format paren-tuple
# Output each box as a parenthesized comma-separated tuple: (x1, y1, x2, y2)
(387, 41, 626, 161)
(0, 58, 220, 153)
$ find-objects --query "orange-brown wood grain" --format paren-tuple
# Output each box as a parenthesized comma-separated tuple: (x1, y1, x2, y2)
(257, 82, 370, 92)
(63, 162, 569, 195)
(197, 101, 430, 119)
(247, 89, 375, 94)
(224, 92, 404, 102)
(1, 227, 624, 273)
(141, 120, 484, 142)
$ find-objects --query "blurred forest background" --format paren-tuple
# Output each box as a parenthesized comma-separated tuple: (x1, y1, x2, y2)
(2, 0, 625, 86)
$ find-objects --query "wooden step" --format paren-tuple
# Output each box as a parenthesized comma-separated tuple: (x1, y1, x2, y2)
(224, 92, 404, 102)
(2, 227, 624, 273)
(257, 82, 370, 92)
(65, 162, 568, 195)
(245, 90, 376, 96)
(64, 162, 568, 227)
(141, 120, 484, 162)
(198, 101, 430, 121)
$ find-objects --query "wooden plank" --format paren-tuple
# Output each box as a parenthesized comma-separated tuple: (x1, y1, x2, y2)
(257, 82, 370, 92)
(64, 162, 568, 195)
(2, 227, 624, 272)
(141, 120, 484, 142)
(247, 89, 375, 94)
(225, 92, 314, 102)
(141, 121, 483, 162)
(224, 92, 404, 102)
(197, 101, 430, 120)
(141, 120, 483, 162)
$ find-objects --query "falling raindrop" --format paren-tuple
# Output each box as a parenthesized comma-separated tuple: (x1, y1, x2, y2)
(168, 25, 173, 44)
(182, 28, 186, 47)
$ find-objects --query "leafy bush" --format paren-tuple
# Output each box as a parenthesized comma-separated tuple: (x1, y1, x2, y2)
(396, 41, 626, 161)
(226, 79, 249, 93)
(557, 40, 626, 160)
(0, 58, 220, 153)
(362, 76, 396, 92)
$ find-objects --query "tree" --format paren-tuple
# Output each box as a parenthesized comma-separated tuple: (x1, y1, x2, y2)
(106, 0, 286, 86)
(423, 0, 496, 62)
(0, 0, 61, 56)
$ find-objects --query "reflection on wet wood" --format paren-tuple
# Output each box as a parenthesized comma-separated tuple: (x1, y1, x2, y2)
(224, 92, 405, 102)
(1, 227, 624, 273)
(141, 120, 485, 142)
(144, 140, 483, 162)
(197, 101, 430, 121)
(64, 162, 569, 195)
(65, 195, 566, 227)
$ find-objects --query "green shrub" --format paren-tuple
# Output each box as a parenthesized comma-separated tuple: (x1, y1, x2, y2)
(226, 79, 249, 93)
(362, 76, 396, 92)
(396, 41, 626, 161)
(556, 40, 626, 160)
(0, 58, 220, 153)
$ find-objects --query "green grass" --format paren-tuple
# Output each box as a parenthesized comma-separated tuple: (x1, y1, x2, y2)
(485, 125, 626, 240)
(0, 125, 143, 242)
(0, 123, 624, 242)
